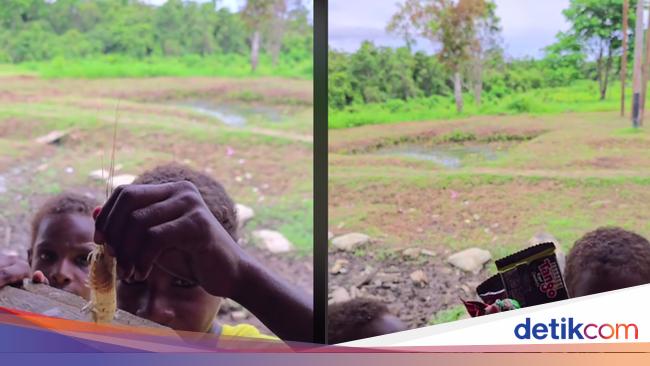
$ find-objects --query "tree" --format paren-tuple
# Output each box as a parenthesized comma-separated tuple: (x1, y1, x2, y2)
(562, 0, 634, 100)
(387, 0, 493, 113)
(631, 0, 644, 127)
(621, 0, 629, 116)
(241, 0, 276, 72)
(466, 0, 501, 106)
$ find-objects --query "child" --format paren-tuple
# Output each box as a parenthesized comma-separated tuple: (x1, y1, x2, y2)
(0, 193, 98, 300)
(328, 297, 406, 344)
(94, 163, 313, 342)
(564, 227, 650, 297)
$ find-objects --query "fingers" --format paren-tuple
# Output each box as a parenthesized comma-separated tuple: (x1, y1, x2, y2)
(0, 257, 30, 288)
(133, 213, 200, 281)
(32, 270, 49, 285)
(94, 183, 180, 245)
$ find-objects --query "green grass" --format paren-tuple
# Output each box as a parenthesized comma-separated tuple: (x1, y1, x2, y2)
(329, 80, 634, 129)
(15, 54, 313, 79)
(429, 305, 468, 325)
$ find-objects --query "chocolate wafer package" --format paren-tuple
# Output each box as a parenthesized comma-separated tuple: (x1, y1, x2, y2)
(494, 242, 568, 307)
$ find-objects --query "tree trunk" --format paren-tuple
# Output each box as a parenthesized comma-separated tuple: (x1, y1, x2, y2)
(250, 30, 260, 72)
(622, 0, 629, 116)
(601, 44, 613, 100)
(632, 0, 645, 127)
(454, 71, 463, 113)
(641, 6, 650, 125)
(597, 45, 605, 100)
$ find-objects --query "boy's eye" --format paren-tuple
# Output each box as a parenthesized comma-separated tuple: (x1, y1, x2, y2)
(38, 251, 55, 262)
(74, 254, 90, 267)
(172, 277, 197, 288)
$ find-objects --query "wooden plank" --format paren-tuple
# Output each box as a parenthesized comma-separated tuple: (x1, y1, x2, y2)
(0, 283, 167, 329)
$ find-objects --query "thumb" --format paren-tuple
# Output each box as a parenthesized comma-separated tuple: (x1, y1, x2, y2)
(32, 270, 49, 285)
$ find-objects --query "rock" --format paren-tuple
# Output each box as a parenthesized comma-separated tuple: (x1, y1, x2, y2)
(230, 310, 248, 321)
(236, 203, 255, 229)
(329, 287, 350, 304)
(110, 174, 136, 188)
(328, 231, 334, 240)
(330, 259, 349, 275)
(409, 270, 428, 287)
(447, 248, 492, 273)
(252, 230, 293, 253)
(89, 169, 109, 181)
(35, 130, 67, 145)
(421, 249, 437, 257)
(402, 248, 421, 259)
(331, 232, 369, 252)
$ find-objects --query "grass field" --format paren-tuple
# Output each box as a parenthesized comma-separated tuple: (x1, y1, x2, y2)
(329, 108, 650, 261)
(329, 81, 632, 129)
(1, 55, 312, 79)
(0, 73, 313, 255)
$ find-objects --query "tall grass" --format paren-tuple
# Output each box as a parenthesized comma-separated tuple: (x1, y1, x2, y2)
(16, 54, 313, 79)
(329, 80, 631, 129)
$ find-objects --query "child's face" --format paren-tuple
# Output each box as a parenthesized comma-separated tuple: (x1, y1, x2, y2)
(117, 249, 222, 333)
(570, 269, 648, 297)
(30, 213, 94, 300)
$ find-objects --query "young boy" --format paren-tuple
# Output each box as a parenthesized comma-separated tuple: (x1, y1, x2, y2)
(564, 227, 650, 297)
(328, 297, 406, 344)
(95, 163, 313, 342)
(0, 193, 98, 300)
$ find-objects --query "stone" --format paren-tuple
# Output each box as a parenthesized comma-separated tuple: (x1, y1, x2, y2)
(330, 259, 349, 275)
(89, 169, 109, 181)
(328, 231, 334, 240)
(329, 287, 350, 304)
(447, 248, 492, 273)
(421, 249, 437, 257)
(409, 270, 428, 287)
(402, 248, 421, 259)
(35, 130, 67, 145)
(252, 229, 293, 253)
(331, 233, 370, 251)
(236, 203, 255, 229)
(110, 174, 136, 188)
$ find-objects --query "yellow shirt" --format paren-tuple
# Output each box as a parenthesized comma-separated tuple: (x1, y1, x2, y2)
(220, 323, 278, 341)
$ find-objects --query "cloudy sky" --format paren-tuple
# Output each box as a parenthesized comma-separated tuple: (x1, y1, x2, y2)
(328, 0, 571, 59)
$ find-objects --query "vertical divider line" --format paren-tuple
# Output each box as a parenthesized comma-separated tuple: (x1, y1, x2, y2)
(313, 0, 329, 345)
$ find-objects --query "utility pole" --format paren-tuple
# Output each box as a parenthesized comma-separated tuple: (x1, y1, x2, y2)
(621, 0, 629, 117)
(632, 0, 645, 127)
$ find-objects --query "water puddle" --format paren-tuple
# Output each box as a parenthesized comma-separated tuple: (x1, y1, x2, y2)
(181, 100, 283, 127)
(375, 144, 505, 168)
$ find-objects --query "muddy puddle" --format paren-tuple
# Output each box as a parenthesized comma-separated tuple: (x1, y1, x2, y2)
(374, 143, 506, 168)
(180, 100, 284, 127)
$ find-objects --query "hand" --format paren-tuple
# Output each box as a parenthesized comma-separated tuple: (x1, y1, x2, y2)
(93, 181, 247, 298)
(0, 254, 30, 288)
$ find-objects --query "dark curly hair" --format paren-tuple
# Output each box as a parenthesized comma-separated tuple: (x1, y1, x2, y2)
(134, 163, 238, 240)
(328, 297, 391, 344)
(565, 227, 650, 296)
(31, 192, 99, 247)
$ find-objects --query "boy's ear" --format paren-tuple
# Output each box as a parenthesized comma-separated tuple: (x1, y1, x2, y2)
(27, 247, 32, 265)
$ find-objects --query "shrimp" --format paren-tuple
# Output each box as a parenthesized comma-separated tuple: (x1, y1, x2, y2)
(84, 100, 120, 324)
(86, 245, 116, 323)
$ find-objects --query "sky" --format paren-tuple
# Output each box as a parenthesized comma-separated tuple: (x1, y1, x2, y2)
(143, 0, 313, 16)
(328, 0, 571, 59)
